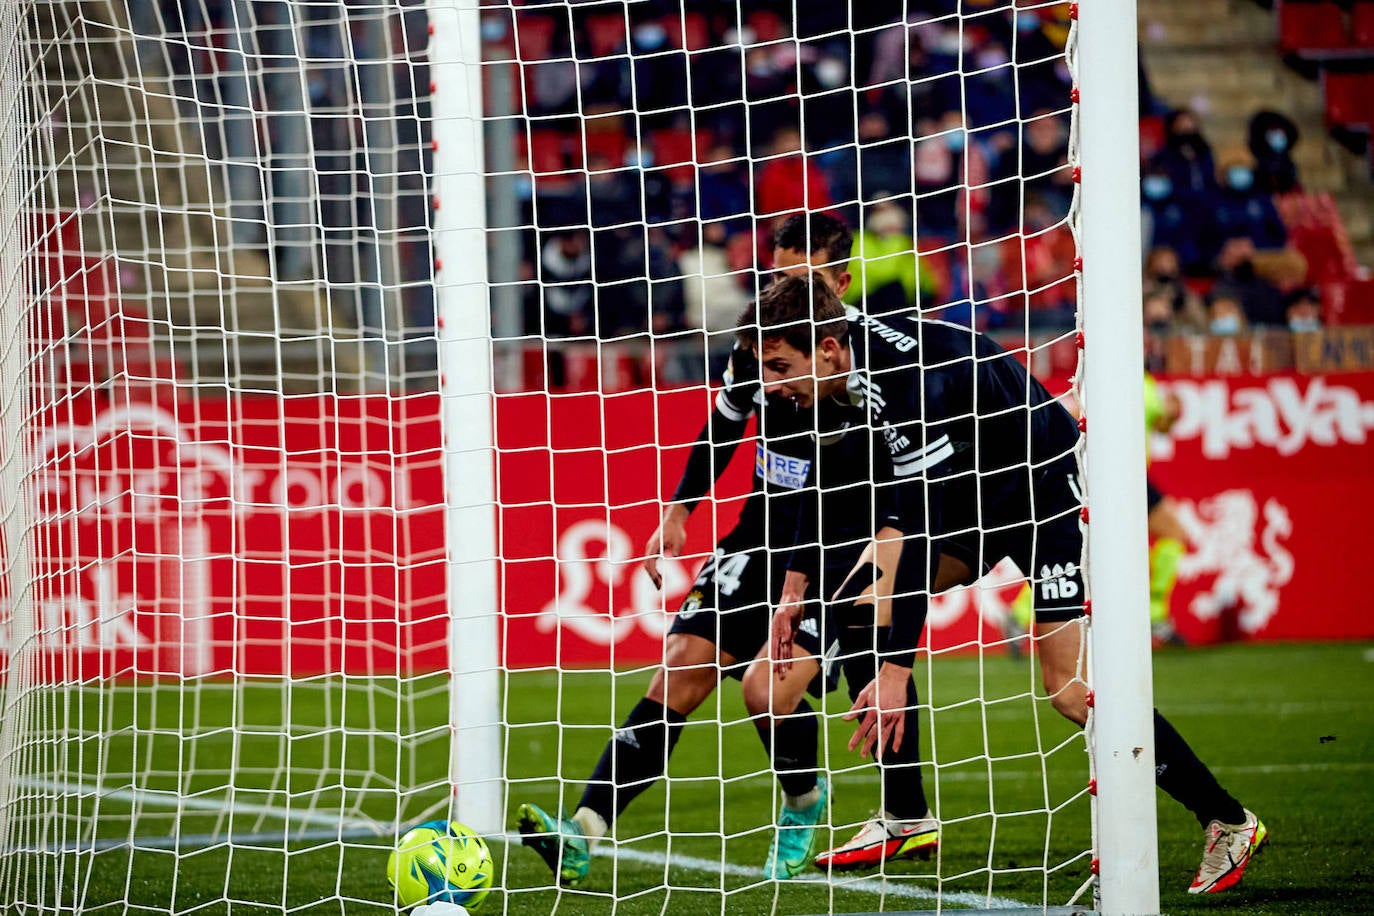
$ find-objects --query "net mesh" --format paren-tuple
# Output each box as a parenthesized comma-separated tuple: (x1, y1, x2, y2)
(0, 1, 1098, 912)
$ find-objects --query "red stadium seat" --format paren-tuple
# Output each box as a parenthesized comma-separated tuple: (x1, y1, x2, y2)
(650, 128, 713, 186)
(584, 130, 628, 166)
(747, 11, 787, 43)
(1278, 0, 1348, 53)
(584, 14, 626, 57)
(1353, 1, 1374, 46)
(663, 13, 710, 51)
(514, 12, 557, 61)
(1139, 115, 1167, 162)
(526, 129, 568, 175)
(1322, 71, 1374, 129)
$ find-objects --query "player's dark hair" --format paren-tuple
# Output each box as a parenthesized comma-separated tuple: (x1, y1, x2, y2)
(772, 213, 853, 274)
(736, 274, 849, 355)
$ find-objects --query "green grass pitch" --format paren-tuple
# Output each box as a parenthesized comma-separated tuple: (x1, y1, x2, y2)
(25, 642, 1374, 914)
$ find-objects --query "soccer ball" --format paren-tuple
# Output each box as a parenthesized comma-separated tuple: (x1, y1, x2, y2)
(386, 820, 494, 910)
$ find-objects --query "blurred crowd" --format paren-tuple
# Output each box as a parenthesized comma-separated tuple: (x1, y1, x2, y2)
(135, 0, 1349, 389)
(1139, 105, 1334, 346)
(492, 1, 1342, 388)
(495, 0, 1081, 369)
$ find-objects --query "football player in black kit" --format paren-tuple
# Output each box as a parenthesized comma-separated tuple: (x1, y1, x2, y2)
(518, 214, 884, 884)
(744, 275, 1266, 893)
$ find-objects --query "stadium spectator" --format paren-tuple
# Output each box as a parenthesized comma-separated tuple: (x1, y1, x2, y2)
(679, 220, 750, 352)
(1140, 161, 1214, 275)
(755, 126, 833, 219)
(586, 151, 640, 229)
(843, 198, 931, 315)
(693, 143, 751, 232)
(539, 231, 593, 338)
(1213, 150, 1287, 251)
(986, 109, 1072, 235)
(1285, 286, 1323, 332)
(1247, 109, 1300, 194)
(590, 227, 684, 338)
(1206, 293, 1248, 336)
(1010, 9, 1074, 115)
(1144, 246, 1208, 332)
(963, 38, 1016, 131)
(820, 110, 914, 209)
(1149, 108, 1219, 206)
(913, 111, 989, 244)
(1212, 236, 1286, 328)
(1143, 288, 1173, 371)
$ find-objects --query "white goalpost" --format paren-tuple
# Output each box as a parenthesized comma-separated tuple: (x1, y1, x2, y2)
(0, 0, 1160, 913)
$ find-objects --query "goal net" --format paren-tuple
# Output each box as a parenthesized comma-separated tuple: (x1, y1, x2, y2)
(0, 0, 1154, 913)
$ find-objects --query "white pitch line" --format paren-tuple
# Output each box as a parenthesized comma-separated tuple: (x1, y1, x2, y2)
(499, 833, 1035, 911)
(16, 777, 378, 832)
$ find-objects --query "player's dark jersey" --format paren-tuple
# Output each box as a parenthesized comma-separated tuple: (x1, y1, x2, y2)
(670, 343, 814, 557)
(841, 306, 1080, 537)
(820, 307, 1082, 658)
(671, 343, 887, 571)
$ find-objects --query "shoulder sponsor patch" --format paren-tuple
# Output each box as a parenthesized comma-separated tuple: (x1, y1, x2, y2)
(755, 443, 811, 490)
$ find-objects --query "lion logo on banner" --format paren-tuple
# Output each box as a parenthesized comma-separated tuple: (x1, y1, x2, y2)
(1175, 490, 1294, 634)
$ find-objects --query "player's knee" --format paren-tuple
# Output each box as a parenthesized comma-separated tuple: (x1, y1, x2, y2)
(740, 665, 794, 719)
(1043, 669, 1089, 727)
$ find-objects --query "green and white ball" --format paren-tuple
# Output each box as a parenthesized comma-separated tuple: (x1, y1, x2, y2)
(386, 820, 494, 910)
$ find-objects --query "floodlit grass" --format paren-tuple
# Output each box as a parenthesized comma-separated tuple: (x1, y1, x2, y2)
(12, 642, 1373, 914)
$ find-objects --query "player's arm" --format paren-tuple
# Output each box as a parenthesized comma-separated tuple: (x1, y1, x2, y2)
(847, 370, 953, 758)
(643, 346, 758, 587)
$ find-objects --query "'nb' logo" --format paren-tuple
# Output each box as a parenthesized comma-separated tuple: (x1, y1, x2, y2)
(1038, 562, 1080, 601)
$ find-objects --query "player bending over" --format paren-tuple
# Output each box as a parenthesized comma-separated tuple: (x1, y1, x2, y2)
(515, 214, 862, 885)
(1007, 372, 1189, 647)
(749, 275, 1266, 894)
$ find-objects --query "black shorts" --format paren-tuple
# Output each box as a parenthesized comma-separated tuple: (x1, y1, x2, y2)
(668, 543, 774, 675)
(668, 535, 844, 694)
(939, 464, 1086, 624)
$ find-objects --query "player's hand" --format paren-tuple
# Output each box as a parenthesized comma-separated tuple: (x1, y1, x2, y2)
(770, 570, 810, 677)
(844, 661, 912, 759)
(644, 504, 690, 589)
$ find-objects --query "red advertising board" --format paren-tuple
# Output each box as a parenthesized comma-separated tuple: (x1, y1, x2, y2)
(13, 372, 1373, 680)
(1150, 373, 1374, 643)
(15, 392, 449, 680)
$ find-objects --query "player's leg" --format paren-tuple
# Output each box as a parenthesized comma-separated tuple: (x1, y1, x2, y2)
(1028, 481, 1264, 893)
(518, 548, 752, 886)
(740, 638, 827, 879)
(1146, 481, 1187, 645)
(816, 549, 940, 872)
(518, 628, 727, 886)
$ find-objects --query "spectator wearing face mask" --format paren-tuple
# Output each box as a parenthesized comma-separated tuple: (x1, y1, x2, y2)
(1284, 287, 1323, 333)
(1144, 246, 1208, 332)
(1213, 150, 1288, 251)
(1247, 110, 1300, 195)
(1148, 109, 1218, 206)
(1140, 163, 1214, 274)
(1143, 287, 1175, 372)
(1207, 293, 1248, 337)
(1212, 236, 1286, 328)
(913, 111, 990, 244)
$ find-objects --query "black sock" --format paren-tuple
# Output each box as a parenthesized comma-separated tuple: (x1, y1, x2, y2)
(1153, 709, 1245, 827)
(840, 626, 929, 820)
(578, 698, 687, 826)
(755, 700, 819, 798)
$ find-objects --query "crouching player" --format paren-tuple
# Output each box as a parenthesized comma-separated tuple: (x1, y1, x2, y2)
(750, 275, 1266, 893)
